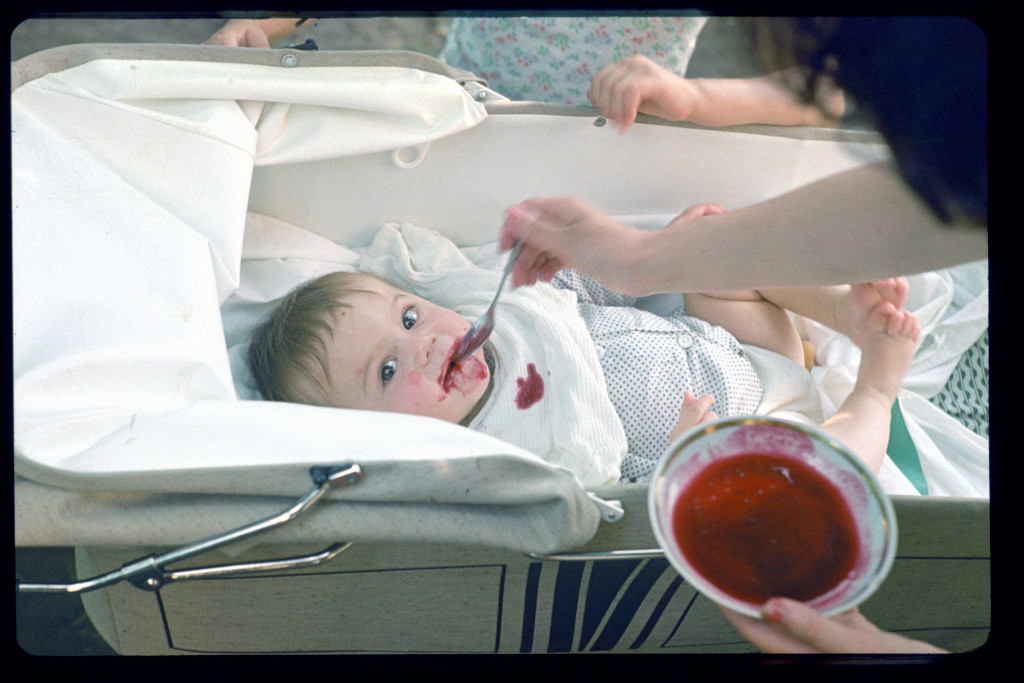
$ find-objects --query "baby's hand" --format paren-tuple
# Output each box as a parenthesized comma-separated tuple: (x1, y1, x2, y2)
(674, 202, 729, 223)
(661, 203, 728, 234)
(670, 392, 718, 441)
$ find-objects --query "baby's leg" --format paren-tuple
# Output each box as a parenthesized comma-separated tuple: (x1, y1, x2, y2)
(672, 202, 807, 363)
(755, 278, 909, 348)
(684, 290, 805, 365)
(816, 301, 922, 473)
(686, 278, 911, 368)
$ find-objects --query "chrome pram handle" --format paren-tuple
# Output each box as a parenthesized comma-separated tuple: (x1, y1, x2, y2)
(16, 464, 363, 594)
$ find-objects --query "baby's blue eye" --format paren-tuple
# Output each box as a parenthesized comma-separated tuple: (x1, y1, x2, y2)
(402, 307, 418, 330)
(380, 359, 397, 384)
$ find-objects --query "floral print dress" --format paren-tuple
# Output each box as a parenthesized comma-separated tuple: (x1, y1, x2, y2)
(440, 16, 709, 104)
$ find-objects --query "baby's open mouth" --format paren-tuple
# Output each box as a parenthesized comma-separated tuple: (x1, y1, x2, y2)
(439, 336, 488, 397)
(439, 339, 460, 392)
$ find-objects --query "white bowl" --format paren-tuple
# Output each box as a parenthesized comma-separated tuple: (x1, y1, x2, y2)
(649, 416, 897, 618)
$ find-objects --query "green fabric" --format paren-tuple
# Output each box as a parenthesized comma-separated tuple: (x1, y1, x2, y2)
(887, 400, 928, 495)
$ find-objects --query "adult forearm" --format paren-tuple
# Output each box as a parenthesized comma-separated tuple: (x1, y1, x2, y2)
(686, 69, 844, 128)
(629, 161, 987, 294)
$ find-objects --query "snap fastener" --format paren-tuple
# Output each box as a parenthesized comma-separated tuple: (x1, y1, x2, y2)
(595, 345, 606, 359)
(281, 53, 299, 67)
(676, 333, 694, 349)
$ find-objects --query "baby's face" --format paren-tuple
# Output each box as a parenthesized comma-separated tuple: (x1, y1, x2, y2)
(321, 278, 490, 423)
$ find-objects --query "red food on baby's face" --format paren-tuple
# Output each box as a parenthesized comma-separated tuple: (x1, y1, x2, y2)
(320, 279, 490, 424)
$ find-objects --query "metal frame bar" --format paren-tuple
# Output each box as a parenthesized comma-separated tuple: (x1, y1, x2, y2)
(16, 464, 362, 594)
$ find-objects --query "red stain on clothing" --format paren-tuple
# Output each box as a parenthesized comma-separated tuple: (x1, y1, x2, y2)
(515, 363, 545, 409)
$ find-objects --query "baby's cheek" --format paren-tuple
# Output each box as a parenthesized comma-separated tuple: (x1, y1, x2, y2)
(403, 372, 439, 409)
(406, 372, 429, 398)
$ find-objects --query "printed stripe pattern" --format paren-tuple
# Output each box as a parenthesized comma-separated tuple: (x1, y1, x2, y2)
(931, 330, 989, 438)
(521, 557, 682, 653)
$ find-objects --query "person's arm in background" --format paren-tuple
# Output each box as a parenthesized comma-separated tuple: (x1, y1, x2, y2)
(589, 55, 844, 131)
(205, 17, 313, 48)
(501, 161, 987, 295)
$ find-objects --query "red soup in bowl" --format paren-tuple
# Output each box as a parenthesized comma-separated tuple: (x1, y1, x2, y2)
(649, 417, 896, 618)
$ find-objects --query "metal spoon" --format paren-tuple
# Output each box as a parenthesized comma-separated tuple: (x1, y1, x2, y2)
(451, 240, 523, 365)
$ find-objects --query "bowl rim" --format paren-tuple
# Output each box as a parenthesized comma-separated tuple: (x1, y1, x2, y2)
(647, 414, 898, 619)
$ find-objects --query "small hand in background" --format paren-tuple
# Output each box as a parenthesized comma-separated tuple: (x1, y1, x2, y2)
(589, 55, 699, 132)
(670, 392, 718, 441)
(673, 202, 729, 223)
(589, 54, 844, 131)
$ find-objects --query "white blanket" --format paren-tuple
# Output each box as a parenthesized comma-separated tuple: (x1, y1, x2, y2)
(228, 215, 989, 498)
(805, 261, 989, 497)
(743, 263, 989, 497)
(13, 58, 622, 554)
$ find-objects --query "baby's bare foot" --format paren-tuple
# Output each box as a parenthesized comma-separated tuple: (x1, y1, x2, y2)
(853, 302, 922, 406)
(843, 278, 910, 348)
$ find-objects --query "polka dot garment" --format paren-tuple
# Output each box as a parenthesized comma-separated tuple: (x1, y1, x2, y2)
(440, 16, 709, 104)
(552, 270, 763, 483)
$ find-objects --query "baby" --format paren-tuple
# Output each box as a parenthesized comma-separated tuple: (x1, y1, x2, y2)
(247, 211, 921, 483)
(247, 269, 494, 426)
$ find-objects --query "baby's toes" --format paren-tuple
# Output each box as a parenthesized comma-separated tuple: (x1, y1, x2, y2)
(874, 277, 909, 308)
(901, 312, 923, 342)
(869, 301, 898, 331)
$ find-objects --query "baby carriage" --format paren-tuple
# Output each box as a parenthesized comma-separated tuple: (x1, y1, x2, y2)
(13, 43, 989, 654)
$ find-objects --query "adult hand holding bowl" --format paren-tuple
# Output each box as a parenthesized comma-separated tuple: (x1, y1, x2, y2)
(649, 416, 897, 618)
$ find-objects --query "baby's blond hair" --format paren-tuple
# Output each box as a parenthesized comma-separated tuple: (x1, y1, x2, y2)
(248, 271, 385, 405)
